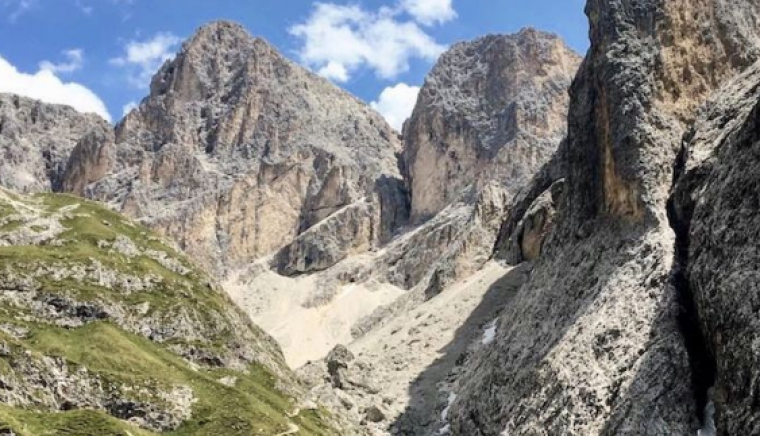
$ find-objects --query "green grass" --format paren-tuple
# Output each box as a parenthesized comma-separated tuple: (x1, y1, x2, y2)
(1, 322, 334, 435)
(0, 217, 23, 232)
(0, 192, 337, 435)
(0, 192, 234, 349)
(0, 407, 156, 436)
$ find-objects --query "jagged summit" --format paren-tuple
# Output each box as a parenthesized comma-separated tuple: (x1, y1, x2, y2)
(67, 20, 408, 277)
(444, 27, 569, 56)
(146, 20, 278, 101)
(187, 20, 253, 41)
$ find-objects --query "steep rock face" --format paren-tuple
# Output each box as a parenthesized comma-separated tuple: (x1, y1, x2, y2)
(403, 29, 581, 222)
(446, 1, 760, 435)
(63, 21, 407, 277)
(341, 30, 580, 299)
(0, 94, 108, 193)
(673, 62, 760, 435)
(224, 29, 580, 379)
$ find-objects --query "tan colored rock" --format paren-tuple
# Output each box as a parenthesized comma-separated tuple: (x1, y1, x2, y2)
(64, 21, 408, 277)
(61, 126, 114, 195)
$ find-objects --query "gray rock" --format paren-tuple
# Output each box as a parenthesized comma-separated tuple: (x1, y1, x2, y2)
(0, 94, 109, 193)
(364, 29, 581, 298)
(365, 405, 386, 423)
(673, 60, 760, 435)
(327, 345, 355, 389)
(403, 29, 581, 222)
(447, 1, 760, 435)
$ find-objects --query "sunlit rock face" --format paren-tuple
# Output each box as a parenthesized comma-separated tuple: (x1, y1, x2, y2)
(63, 21, 409, 277)
(403, 28, 581, 223)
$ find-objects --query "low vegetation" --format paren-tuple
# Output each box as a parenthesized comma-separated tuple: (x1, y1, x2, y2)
(0, 190, 336, 435)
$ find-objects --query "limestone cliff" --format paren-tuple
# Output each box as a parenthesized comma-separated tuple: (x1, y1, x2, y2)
(63, 21, 408, 277)
(446, 0, 760, 435)
(0, 94, 109, 194)
(345, 30, 581, 299)
(403, 29, 580, 222)
(672, 61, 760, 435)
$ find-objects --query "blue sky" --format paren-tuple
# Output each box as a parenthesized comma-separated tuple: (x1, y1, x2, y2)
(0, 0, 588, 129)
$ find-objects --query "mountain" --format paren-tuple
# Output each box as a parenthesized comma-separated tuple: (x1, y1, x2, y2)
(445, 0, 760, 435)
(0, 189, 335, 435)
(356, 29, 581, 298)
(296, 31, 581, 434)
(63, 21, 409, 278)
(0, 94, 109, 194)
(404, 28, 580, 222)
(4, 4, 760, 435)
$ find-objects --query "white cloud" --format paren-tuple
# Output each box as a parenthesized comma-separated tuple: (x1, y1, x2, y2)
(0, 54, 111, 122)
(39, 49, 84, 74)
(121, 100, 137, 117)
(402, 0, 457, 26)
(371, 82, 420, 131)
(318, 61, 349, 82)
(290, 3, 446, 83)
(110, 32, 181, 88)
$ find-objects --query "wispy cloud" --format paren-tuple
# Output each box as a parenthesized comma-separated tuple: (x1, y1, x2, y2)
(121, 100, 138, 117)
(401, 0, 457, 26)
(75, 0, 93, 15)
(110, 32, 182, 88)
(1, 0, 36, 22)
(39, 49, 85, 74)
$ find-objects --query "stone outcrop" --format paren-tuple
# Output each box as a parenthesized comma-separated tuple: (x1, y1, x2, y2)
(672, 61, 760, 435)
(0, 94, 109, 194)
(446, 1, 760, 435)
(403, 29, 581, 222)
(63, 21, 408, 277)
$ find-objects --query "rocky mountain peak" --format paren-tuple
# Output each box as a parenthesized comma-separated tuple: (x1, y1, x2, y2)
(404, 29, 581, 221)
(449, 1, 760, 435)
(147, 21, 277, 102)
(68, 23, 407, 276)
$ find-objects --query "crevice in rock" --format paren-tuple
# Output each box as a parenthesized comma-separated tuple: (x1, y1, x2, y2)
(666, 140, 717, 427)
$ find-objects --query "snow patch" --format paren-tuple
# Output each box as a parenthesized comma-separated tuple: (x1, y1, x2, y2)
(697, 399, 716, 436)
(441, 392, 457, 421)
(438, 392, 457, 434)
(482, 318, 498, 344)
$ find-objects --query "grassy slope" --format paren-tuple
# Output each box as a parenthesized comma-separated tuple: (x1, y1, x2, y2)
(0, 191, 336, 435)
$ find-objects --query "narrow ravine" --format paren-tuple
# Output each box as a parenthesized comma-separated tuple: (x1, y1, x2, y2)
(667, 143, 717, 428)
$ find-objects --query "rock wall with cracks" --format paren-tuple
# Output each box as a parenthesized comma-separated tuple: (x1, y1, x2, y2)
(672, 61, 760, 436)
(0, 94, 109, 194)
(447, 0, 760, 434)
